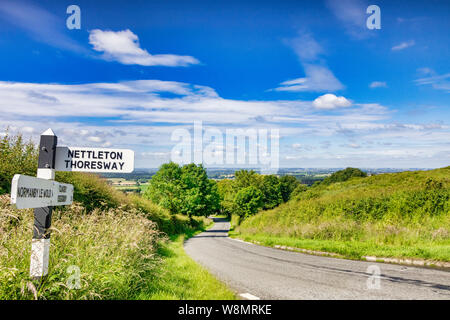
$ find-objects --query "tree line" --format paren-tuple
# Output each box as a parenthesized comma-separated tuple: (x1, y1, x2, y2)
(143, 162, 305, 220)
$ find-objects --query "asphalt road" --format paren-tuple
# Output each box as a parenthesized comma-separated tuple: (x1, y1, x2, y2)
(184, 217, 450, 300)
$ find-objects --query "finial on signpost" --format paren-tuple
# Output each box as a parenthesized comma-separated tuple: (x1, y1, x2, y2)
(41, 128, 55, 136)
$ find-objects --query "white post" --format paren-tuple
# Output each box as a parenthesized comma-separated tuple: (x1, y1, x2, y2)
(30, 128, 57, 280)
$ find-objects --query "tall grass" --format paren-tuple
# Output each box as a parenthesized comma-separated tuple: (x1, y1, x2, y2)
(0, 131, 227, 299)
(0, 195, 161, 299)
(235, 168, 450, 261)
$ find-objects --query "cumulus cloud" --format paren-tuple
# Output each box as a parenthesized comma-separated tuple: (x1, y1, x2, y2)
(369, 81, 387, 88)
(89, 29, 200, 67)
(312, 94, 352, 110)
(392, 40, 415, 51)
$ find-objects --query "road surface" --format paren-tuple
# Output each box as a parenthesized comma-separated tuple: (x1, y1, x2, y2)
(184, 217, 450, 300)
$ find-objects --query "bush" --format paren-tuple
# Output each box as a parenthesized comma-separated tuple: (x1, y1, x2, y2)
(0, 131, 38, 194)
(321, 167, 367, 186)
(56, 172, 127, 212)
(279, 175, 301, 202)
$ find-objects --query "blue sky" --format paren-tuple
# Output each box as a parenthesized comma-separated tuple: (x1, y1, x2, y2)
(0, 0, 449, 168)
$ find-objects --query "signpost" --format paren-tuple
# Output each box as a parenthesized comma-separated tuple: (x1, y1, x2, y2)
(55, 146, 134, 173)
(11, 175, 73, 209)
(10, 128, 135, 281)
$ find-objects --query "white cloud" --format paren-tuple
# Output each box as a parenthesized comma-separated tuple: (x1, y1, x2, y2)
(275, 65, 344, 92)
(312, 94, 352, 110)
(87, 136, 103, 143)
(369, 81, 387, 88)
(288, 33, 324, 62)
(1, 79, 448, 168)
(22, 126, 34, 133)
(414, 68, 450, 92)
(0, 0, 85, 53)
(325, 0, 371, 39)
(89, 29, 200, 67)
(392, 40, 415, 51)
(273, 32, 344, 93)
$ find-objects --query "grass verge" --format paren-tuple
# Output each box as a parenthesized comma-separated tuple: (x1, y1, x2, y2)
(232, 168, 450, 263)
(229, 231, 450, 262)
(134, 226, 236, 300)
(0, 193, 234, 299)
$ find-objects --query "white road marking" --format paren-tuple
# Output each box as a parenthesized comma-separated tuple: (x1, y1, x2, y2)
(239, 292, 260, 300)
(228, 238, 254, 245)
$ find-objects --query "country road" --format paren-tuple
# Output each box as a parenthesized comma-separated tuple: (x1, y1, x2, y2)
(184, 217, 450, 300)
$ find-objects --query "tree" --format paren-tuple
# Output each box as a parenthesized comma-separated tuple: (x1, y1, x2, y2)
(260, 175, 282, 209)
(279, 175, 300, 202)
(217, 179, 235, 217)
(144, 162, 220, 217)
(234, 186, 263, 218)
(180, 163, 220, 217)
(234, 170, 262, 190)
(144, 162, 182, 214)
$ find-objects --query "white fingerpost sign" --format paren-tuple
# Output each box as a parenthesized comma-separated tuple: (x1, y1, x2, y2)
(55, 146, 134, 173)
(11, 128, 135, 282)
(12, 128, 62, 281)
(10, 174, 73, 209)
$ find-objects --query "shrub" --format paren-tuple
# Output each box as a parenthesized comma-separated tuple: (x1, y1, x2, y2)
(56, 172, 127, 212)
(321, 167, 367, 186)
(279, 175, 301, 202)
(0, 131, 38, 194)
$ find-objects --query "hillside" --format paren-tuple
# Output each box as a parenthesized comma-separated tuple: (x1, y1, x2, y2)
(233, 167, 450, 261)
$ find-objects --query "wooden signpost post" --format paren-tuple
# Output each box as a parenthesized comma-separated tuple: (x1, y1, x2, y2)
(10, 128, 135, 281)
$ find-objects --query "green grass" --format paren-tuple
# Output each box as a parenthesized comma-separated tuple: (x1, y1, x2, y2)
(234, 167, 450, 262)
(0, 132, 234, 299)
(0, 194, 234, 300)
(134, 231, 236, 300)
(229, 233, 450, 261)
(0, 197, 161, 300)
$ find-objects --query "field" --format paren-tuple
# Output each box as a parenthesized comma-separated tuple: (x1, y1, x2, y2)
(106, 178, 149, 194)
